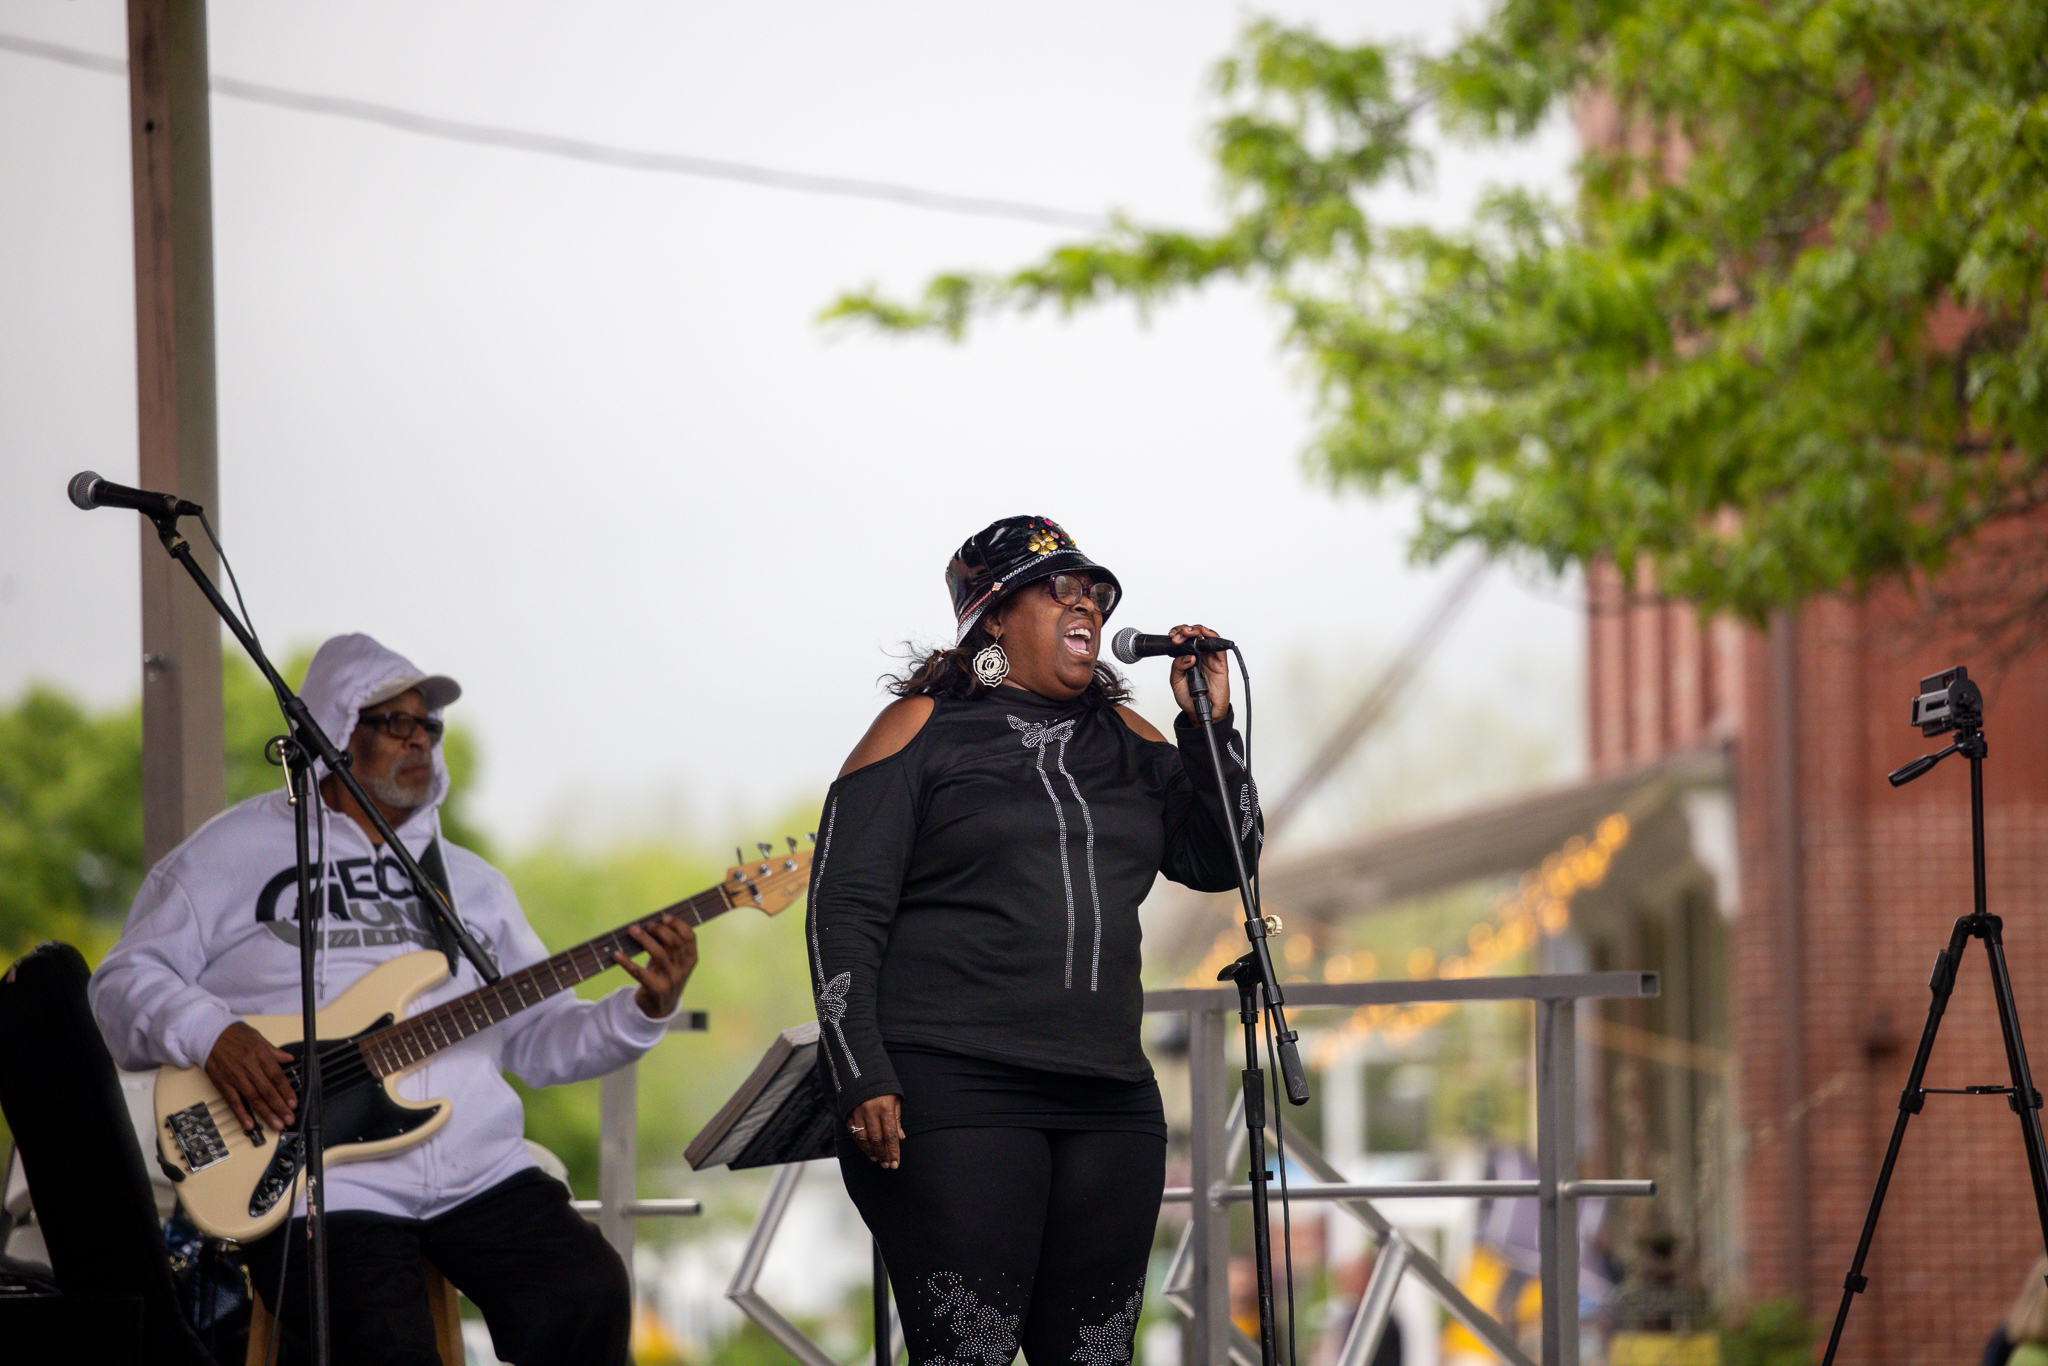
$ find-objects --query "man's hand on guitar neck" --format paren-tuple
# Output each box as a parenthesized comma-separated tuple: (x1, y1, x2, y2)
(206, 1020, 298, 1134)
(618, 913, 698, 1019)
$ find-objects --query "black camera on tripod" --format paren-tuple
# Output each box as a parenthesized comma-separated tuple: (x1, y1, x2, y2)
(1824, 660, 2048, 1366)
(1910, 664, 1983, 737)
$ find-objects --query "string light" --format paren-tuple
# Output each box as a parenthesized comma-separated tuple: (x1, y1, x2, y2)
(1181, 813, 1632, 1057)
(1303, 812, 1630, 1062)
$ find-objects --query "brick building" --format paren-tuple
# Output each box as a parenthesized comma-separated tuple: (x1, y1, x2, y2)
(1584, 522, 2048, 1361)
(1166, 529, 2046, 1360)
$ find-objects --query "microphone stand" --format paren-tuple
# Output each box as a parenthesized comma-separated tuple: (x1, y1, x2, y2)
(1181, 658, 1307, 1366)
(137, 505, 498, 1366)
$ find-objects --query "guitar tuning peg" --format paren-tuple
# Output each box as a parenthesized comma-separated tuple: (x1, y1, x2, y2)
(786, 835, 798, 853)
(757, 841, 773, 858)
(734, 847, 745, 869)
(807, 831, 817, 843)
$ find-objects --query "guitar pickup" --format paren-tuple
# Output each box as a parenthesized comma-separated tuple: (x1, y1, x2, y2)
(164, 1101, 231, 1173)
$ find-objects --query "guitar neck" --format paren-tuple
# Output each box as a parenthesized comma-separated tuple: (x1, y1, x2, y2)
(358, 885, 733, 1079)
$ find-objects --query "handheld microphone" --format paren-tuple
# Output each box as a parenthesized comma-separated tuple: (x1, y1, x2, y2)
(67, 470, 204, 519)
(1111, 627, 1237, 664)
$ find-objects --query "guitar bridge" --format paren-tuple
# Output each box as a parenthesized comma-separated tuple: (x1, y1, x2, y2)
(164, 1102, 231, 1173)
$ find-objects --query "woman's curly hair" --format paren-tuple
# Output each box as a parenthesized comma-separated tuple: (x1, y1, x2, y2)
(887, 617, 1131, 706)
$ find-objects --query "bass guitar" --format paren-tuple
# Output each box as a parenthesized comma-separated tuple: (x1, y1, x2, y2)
(154, 840, 811, 1242)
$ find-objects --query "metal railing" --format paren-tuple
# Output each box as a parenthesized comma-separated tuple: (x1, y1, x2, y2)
(1154, 972, 1658, 1366)
(568, 1010, 708, 1273)
(580, 975, 1657, 1365)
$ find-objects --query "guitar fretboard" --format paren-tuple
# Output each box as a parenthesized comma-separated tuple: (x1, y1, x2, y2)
(355, 885, 732, 1079)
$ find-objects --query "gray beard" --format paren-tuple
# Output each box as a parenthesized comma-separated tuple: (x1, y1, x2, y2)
(360, 766, 432, 814)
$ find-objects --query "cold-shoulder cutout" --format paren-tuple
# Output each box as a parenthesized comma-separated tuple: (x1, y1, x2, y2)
(1115, 706, 1167, 744)
(838, 696, 937, 777)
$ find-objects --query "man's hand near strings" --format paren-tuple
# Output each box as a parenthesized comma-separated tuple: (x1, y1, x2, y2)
(206, 1020, 297, 1135)
(617, 913, 698, 1019)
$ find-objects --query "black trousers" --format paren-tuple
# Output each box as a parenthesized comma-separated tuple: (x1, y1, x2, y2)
(838, 1126, 1166, 1365)
(242, 1167, 630, 1366)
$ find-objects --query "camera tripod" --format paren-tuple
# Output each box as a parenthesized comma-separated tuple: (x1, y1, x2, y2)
(1821, 669, 2048, 1364)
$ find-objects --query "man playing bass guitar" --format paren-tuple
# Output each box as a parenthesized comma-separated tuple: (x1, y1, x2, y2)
(90, 632, 697, 1366)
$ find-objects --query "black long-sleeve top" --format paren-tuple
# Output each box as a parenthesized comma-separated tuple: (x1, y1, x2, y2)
(805, 685, 1263, 1121)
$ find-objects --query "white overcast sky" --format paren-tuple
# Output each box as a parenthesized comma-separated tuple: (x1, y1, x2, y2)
(1, 0, 1582, 852)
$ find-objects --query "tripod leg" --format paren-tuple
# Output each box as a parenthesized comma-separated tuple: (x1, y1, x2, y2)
(1975, 919, 2048, 1253)
(1820, 916, 1973, 1366)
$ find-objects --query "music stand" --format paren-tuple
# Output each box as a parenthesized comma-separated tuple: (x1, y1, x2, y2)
(687, 1024, 837, 1172)
(689, 1025, 892, 1366)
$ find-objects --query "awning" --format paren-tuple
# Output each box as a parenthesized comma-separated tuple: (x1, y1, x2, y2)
(1148, 745, 1734, 968)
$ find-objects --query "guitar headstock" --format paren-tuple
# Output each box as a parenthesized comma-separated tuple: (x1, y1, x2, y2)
(720, 836, 814, 918)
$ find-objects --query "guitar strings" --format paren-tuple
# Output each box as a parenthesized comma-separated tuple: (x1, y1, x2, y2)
(231, 874, 773, 1127)
(278, 919, 660, 1099)
(181, 867, 794, 1210)
(171, 857, 783, 1220)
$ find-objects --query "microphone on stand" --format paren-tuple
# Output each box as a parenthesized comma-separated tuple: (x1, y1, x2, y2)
(67, 470, 204, 519)
(1111, 626, 1236, 664)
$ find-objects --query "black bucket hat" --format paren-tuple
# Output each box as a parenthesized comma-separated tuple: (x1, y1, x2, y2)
(946, 515, 1122, 642)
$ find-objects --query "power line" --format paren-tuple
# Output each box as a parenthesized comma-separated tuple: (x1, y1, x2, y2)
(0, 31, 1115, 231)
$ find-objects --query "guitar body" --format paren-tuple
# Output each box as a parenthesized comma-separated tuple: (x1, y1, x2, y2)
(149, 842, 811, 1243)
(154, 951, 456, 1242)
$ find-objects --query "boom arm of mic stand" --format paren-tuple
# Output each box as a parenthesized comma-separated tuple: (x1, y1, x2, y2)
(1181, 663, 1309, 1105)
(143, 515, 499, 985)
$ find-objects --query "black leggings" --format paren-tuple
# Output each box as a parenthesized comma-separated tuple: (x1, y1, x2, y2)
(837, 1126, 1166, 1365)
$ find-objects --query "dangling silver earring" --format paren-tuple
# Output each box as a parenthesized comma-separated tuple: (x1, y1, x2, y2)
(972, 641, 1010, 687)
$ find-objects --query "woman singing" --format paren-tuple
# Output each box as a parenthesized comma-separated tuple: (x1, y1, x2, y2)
(805, 514, 1263, 1364)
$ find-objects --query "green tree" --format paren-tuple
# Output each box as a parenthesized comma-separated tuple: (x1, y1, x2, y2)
(828, 0, 2048, 624)
(0, 687, 143, 957)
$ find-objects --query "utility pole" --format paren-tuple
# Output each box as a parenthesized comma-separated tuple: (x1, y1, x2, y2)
(128, 0, 225, 861)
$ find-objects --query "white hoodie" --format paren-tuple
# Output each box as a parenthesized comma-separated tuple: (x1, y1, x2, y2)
(89, 634, 670, 1221)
